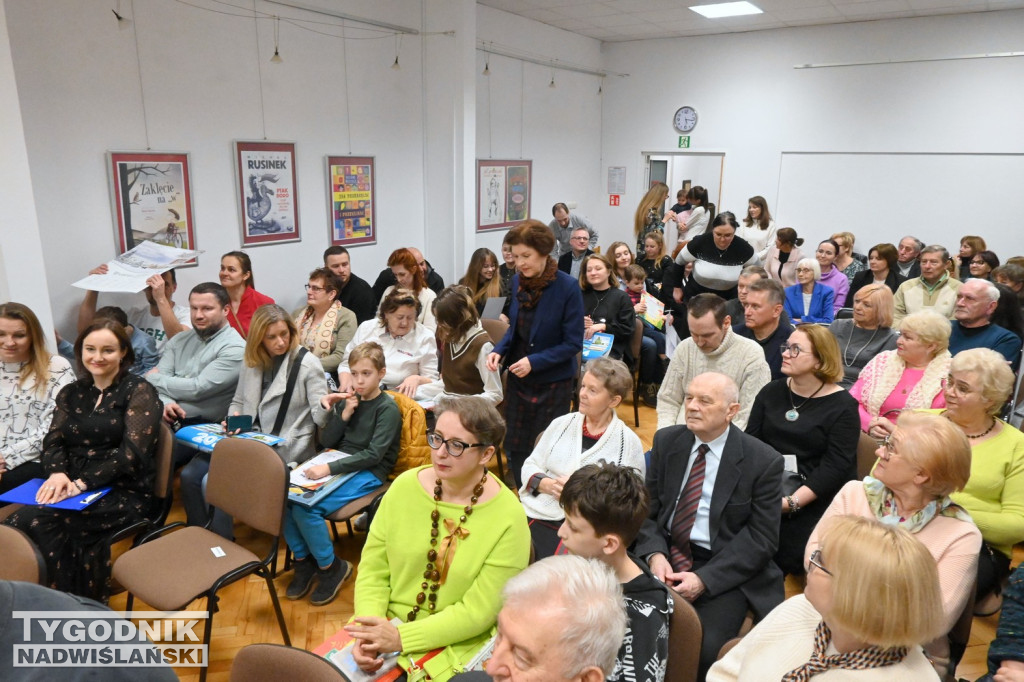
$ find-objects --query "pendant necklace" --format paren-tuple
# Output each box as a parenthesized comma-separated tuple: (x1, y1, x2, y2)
(786, 378, 826, 422)
(842, 325, 880, 368)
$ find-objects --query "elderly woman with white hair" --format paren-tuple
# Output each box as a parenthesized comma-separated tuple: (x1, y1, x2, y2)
(850, 309, 951, 435)
(782, 258, 835, 324)
(709, 516, 944, 681)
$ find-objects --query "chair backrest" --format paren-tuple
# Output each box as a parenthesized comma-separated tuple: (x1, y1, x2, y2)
(480, 317, 509, 346)
(835, 307, 854, 320)
(207, 438, 288, 536)
(0, 524, 46, 584)
(230, 643, 344, 681)
(629, 317, 643, 367)
(151, 422, 176, 524)
(856, 431, 880, 479)
(665, 589, 702, 682)
(385, 390, 431, 479)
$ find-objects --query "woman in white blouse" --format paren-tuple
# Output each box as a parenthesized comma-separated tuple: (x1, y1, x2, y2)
(338, 288, 438, 398)
(0, 302, 75, 496)
(519, 358, 645, 558)
(736, 196, 778, 264)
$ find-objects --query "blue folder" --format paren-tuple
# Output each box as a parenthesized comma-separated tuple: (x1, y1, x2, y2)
(0, 478, 112, 510)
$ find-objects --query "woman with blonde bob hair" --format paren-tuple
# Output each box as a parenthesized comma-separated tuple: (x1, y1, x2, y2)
(807, 411, 981, 675)
(851, 309, 951, 435)
(830, 284, 898, 388)
(182, 304, 330, 537)
(709, 515, 944, 681)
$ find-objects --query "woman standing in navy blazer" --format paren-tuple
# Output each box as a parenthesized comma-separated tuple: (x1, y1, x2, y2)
(784, 258, 835, 324)
(487, 220, 584, 487)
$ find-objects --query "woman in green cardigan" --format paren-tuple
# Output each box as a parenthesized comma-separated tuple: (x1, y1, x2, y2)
(345, 396, 530, 680)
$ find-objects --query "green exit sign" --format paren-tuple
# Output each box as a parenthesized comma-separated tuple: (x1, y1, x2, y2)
(678, 136, 691, 148)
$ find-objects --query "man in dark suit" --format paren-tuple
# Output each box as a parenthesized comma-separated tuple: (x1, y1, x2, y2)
(635, 371, 784, 681)
(557, 227, 594, 279)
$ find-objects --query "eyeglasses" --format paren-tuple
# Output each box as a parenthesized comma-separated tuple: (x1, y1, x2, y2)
(941, 375, 977, 396)
(970, 259, 985, 265)
(779, 343, 806, 357)
(304, 284, 325, 293)
(426, 432, 490, 457)
(880, 434, 898, 460)
(795, 267, 813, 273)
(571, 236, 589, 242)
(808, 549, 832, 576)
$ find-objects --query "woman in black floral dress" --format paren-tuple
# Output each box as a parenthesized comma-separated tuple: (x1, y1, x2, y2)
(4, 319, 162, 601)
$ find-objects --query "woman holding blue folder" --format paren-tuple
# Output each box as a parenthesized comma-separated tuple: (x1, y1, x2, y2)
(3, 319, 162, 601)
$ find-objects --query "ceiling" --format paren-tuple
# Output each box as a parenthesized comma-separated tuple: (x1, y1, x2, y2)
(476, 0, 1024, 42)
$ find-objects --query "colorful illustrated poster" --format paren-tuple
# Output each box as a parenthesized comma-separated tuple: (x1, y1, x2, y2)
(107, 151, 196, 265)
(326, 155, 376, 246)
(476, 160, 532, 232)
(234, 141, 300, 246)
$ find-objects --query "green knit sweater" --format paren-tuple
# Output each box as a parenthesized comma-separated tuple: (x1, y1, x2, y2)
(354, 466, 530, 662)
(321, 391, 400, 483)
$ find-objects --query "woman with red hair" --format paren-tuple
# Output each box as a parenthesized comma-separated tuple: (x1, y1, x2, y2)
(378, 248, 437, 331)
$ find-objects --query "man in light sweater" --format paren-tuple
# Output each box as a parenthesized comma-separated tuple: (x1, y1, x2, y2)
(893, 245, 962, 327)
(657, 294, 770, 431)
(146, 282, 245, 467)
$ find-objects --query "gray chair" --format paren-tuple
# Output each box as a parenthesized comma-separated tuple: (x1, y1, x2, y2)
(666, 589, 702, 682)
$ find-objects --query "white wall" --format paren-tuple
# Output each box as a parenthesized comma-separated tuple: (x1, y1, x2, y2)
(5, 0, 430, 336)
(475, 5, 604, 261)
(597, 9, 1024, 257)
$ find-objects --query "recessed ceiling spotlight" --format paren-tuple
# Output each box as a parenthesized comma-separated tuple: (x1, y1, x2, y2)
(690, 2, 763, 19)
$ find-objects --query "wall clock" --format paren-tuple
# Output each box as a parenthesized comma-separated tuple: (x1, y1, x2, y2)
(673, 106, 698, 133)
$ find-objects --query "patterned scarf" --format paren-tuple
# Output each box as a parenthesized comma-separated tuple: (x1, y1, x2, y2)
(297, 301, 341, 358)
(860, 349, 951, 419)
(862, 476, 973, 533)
(781, 621, 908, 682)
(516, 257, 558, 310)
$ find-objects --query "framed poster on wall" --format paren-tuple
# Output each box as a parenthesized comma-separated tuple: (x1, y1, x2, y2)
(107, 151, 196, 264)
(476, 159, 532, 232)
(234, 141, 300, 246)
(326, 155, 376, 247)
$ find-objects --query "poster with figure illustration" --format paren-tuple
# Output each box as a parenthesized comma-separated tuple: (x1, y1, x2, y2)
(476, 159, 531, 232)
(107, 151, 197, 265)
(327, 155, 376, 246)
(234, 141, 300, 246)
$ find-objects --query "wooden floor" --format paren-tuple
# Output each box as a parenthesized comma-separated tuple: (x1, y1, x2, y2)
(108, 400, 1011, 680)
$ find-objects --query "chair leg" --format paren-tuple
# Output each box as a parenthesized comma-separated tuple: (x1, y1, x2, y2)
(125, 593, 135, 612)
(345, 520, 354, 536)
(263, 569, 291, 646)
(330, 520, 340, 542)
(495, 447, 506, 482)
(270, 551, 279, 579)
(199, 602, 215, 682)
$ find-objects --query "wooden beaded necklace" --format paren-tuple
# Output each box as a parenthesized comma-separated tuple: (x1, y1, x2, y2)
(408, 469, 489, 622)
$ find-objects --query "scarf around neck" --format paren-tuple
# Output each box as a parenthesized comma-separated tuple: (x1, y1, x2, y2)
(861, 349, 950, 419)
(781, 620, 908, 682)
(862, 476, 973, 532)
(516, 257, 558, 310)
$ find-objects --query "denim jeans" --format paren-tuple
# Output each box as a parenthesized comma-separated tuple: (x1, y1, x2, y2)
(283, 470, 383, 567)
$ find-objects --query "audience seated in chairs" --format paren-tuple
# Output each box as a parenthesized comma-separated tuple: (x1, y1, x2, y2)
(519, 358, 644, 559)
(623, 263, 667, 406)
(813, 239, 849, 315)
(219, 251, 275, 339)
(674, 212, 756, 301)
(4, 320, 163, 601)
(851, 309, 951, 435)
(949, 278, 1022, 371)
(829, 283, 898, 389)
(556, 462, 672, 682)
(459, 248, 506, 318)
(707, 516, 945, 681)
(182, 304, 330, 539)
(285, 341, 401, 607)
(0, 302, 75, 496)
(910, 348, 1024, 614)
(806, 411, 981, 676)
(763, 227, 806, 288)
(580, 254, 635, 364)
(345, 397, 529, 678)
(830, 231, 866, 285)
(894, 245, 962, 326)
(746, 323, 859, 577)
(378, 248, 438, 331)
(420, 285, 502, 405)
(292, 268, 358, 376)
(323, 245, 377, 325)
(733, 278, 793, 381)
(337, 288, 438, 399)
(845, 242, 905, 306)
(638, 372, 785, 681)
(783, 258, 835, 324)
(657, 293, 770, 431)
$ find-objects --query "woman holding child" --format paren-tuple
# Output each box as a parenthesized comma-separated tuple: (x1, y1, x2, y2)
(346, 397, 530, 681)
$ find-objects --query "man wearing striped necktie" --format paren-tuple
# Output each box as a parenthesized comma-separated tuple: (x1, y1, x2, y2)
(635, 372, 785, 681)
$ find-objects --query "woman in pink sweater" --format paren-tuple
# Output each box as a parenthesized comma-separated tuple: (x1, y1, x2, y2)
(805, 410, 981, 677)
